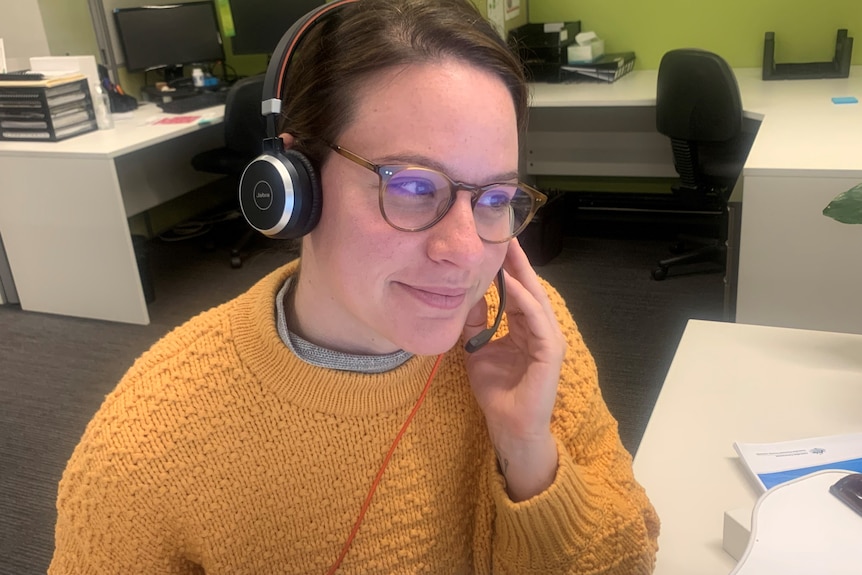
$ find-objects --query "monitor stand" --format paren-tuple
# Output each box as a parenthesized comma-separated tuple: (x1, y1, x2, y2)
(163, 65, 185, 85)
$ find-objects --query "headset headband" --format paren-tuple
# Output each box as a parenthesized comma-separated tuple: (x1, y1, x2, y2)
(261, 0, 359, 140)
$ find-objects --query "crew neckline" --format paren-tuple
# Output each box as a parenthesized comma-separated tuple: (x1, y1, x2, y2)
(229, 261, 446, 416)
(274, 277, 413, 374)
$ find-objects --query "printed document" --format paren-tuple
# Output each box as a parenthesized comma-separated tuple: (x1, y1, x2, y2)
(734, 432, 862, 491)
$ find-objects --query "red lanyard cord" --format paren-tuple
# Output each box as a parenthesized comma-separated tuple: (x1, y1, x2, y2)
(325, 353, 445, 575)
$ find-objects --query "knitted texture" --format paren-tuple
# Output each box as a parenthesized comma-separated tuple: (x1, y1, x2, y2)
(49, 260, 659, 574)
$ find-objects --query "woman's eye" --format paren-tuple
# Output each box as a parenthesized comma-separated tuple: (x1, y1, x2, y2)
(477, 191, 513, 209)
(388, 177, 438, 197)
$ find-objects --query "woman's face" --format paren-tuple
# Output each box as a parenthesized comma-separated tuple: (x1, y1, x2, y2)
(297, 59, 519, 355)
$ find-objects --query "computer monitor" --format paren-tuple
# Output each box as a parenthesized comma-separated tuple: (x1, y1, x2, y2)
(229, 0, 325, 56)
(113, 2, 225, 82)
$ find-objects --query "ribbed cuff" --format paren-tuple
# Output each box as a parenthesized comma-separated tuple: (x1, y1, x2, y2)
(490, 437, 605, 567)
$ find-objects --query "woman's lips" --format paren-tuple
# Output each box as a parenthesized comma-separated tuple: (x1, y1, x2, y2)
(396, 282, 467, 310)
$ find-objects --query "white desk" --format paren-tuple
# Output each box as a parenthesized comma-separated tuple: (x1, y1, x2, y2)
(0, 103, 225, 324)
(527, 67, 862, 335)
(632, 319, 862, 575)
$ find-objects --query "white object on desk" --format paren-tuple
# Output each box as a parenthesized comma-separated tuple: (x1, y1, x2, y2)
(192, 67, 204, 88)
(730, 470, 861, 575)
(632, 319, 862, 575)
(567, 31, 604, 64)
(0, 38, 7, 74)
(723, 507, 753, 561)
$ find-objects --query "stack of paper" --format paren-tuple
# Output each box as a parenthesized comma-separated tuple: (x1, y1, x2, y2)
(734, 431, 862, 491)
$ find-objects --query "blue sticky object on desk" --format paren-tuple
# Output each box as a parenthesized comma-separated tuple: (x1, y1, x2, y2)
(832, 96, 858, 104)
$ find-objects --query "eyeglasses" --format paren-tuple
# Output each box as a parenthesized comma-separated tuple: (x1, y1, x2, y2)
(329, 144, 547, 243)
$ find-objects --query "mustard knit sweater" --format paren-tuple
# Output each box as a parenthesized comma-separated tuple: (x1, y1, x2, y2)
(50, 260, 659, 574)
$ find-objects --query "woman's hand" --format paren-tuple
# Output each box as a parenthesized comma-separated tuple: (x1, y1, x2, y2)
(462, 240, 566, 501)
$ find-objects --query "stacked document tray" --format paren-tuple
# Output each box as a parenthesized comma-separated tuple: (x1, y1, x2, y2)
(0, 74, 98, 142)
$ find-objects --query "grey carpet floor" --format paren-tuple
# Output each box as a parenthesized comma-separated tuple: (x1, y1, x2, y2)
(0, 223, 724, 575)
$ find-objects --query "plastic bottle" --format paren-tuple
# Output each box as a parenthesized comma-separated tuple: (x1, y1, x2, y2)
(94, 83, 114, 130)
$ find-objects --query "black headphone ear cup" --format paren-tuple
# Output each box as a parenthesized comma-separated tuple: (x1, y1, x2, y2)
(238, 149, 321, 239)
(282, 149, 322, 238)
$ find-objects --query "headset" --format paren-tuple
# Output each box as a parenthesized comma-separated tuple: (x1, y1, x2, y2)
(238, 0, 357, 241)
(237, 0, 505, 352)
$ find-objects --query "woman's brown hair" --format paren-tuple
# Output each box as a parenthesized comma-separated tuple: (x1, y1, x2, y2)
(277, 0, 528, 169)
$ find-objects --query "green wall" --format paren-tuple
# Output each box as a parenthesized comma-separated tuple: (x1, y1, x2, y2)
(221, 0, 528, 78)
(529, 0, 860, 69)
(32, 0, 861, 76)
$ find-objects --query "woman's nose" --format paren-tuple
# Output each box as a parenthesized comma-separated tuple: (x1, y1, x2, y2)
(425, 191, 485, 266)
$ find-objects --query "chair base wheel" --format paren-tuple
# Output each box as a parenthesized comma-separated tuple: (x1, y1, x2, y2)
(230, 256, 242, 269)
(652, 266, 668, 281)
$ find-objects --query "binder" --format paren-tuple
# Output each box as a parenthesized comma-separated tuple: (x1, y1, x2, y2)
(561, 52, 636, 83)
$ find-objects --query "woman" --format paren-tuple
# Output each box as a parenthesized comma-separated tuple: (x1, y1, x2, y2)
(50, 0, 659, 573)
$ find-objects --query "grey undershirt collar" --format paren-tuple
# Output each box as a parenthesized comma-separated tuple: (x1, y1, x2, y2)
(275, 277, 413, 374)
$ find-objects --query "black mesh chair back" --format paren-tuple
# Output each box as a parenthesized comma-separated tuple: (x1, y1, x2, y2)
(192, 75, 265, 175)
(223, 75, 265, 164)
(190, 74, 267, 268)
(656, 49, 743, 196)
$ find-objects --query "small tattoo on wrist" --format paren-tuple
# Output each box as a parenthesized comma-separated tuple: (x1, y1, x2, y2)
(495, 447, 509, 478)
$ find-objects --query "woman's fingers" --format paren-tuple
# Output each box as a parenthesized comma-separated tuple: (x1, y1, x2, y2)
(504, 241, 563, 346)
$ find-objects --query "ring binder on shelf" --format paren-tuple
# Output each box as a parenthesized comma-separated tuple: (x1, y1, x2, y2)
(561, 52, 636, 83)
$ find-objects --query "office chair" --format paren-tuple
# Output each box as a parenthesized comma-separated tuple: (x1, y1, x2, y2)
(652, 49, 747, 281)
(191, 75, 265, 268)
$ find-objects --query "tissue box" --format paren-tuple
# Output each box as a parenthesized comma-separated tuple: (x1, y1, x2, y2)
(568, 39, 605, 64)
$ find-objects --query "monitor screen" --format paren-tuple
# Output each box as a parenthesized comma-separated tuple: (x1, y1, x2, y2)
(229, 0, 325, 56)
(113, 2, 225, 73)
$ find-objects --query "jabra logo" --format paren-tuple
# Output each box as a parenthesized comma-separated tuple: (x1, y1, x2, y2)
(253, 181, 274, 211)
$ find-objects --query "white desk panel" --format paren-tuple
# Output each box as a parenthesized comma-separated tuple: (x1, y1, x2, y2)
(0, 153, 148, 323)
(0, 103, 225, 324)
(633, 319, 862, 575)
(530, 68, 862, 175)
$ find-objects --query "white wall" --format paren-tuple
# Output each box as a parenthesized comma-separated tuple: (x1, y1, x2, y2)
(0, 0, 51, 70)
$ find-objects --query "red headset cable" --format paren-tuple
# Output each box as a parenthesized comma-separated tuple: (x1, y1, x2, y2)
(325, 353, 444, 575)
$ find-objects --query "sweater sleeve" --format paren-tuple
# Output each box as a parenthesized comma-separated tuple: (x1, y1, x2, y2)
(487, 280, 660, 574)
(48, 381, 201, 575)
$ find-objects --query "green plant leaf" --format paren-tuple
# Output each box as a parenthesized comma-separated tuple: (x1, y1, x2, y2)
(823, 183, 862, 224)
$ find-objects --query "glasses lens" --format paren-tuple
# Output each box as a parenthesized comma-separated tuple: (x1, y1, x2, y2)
(381, 167, 452, 230)
(474, 185, 535, 242)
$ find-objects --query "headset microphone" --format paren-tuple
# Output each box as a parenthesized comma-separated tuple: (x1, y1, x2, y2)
(464, 269, 506, 353)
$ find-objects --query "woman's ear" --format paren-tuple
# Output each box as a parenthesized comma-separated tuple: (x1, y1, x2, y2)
(279, 133, 296, 150)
